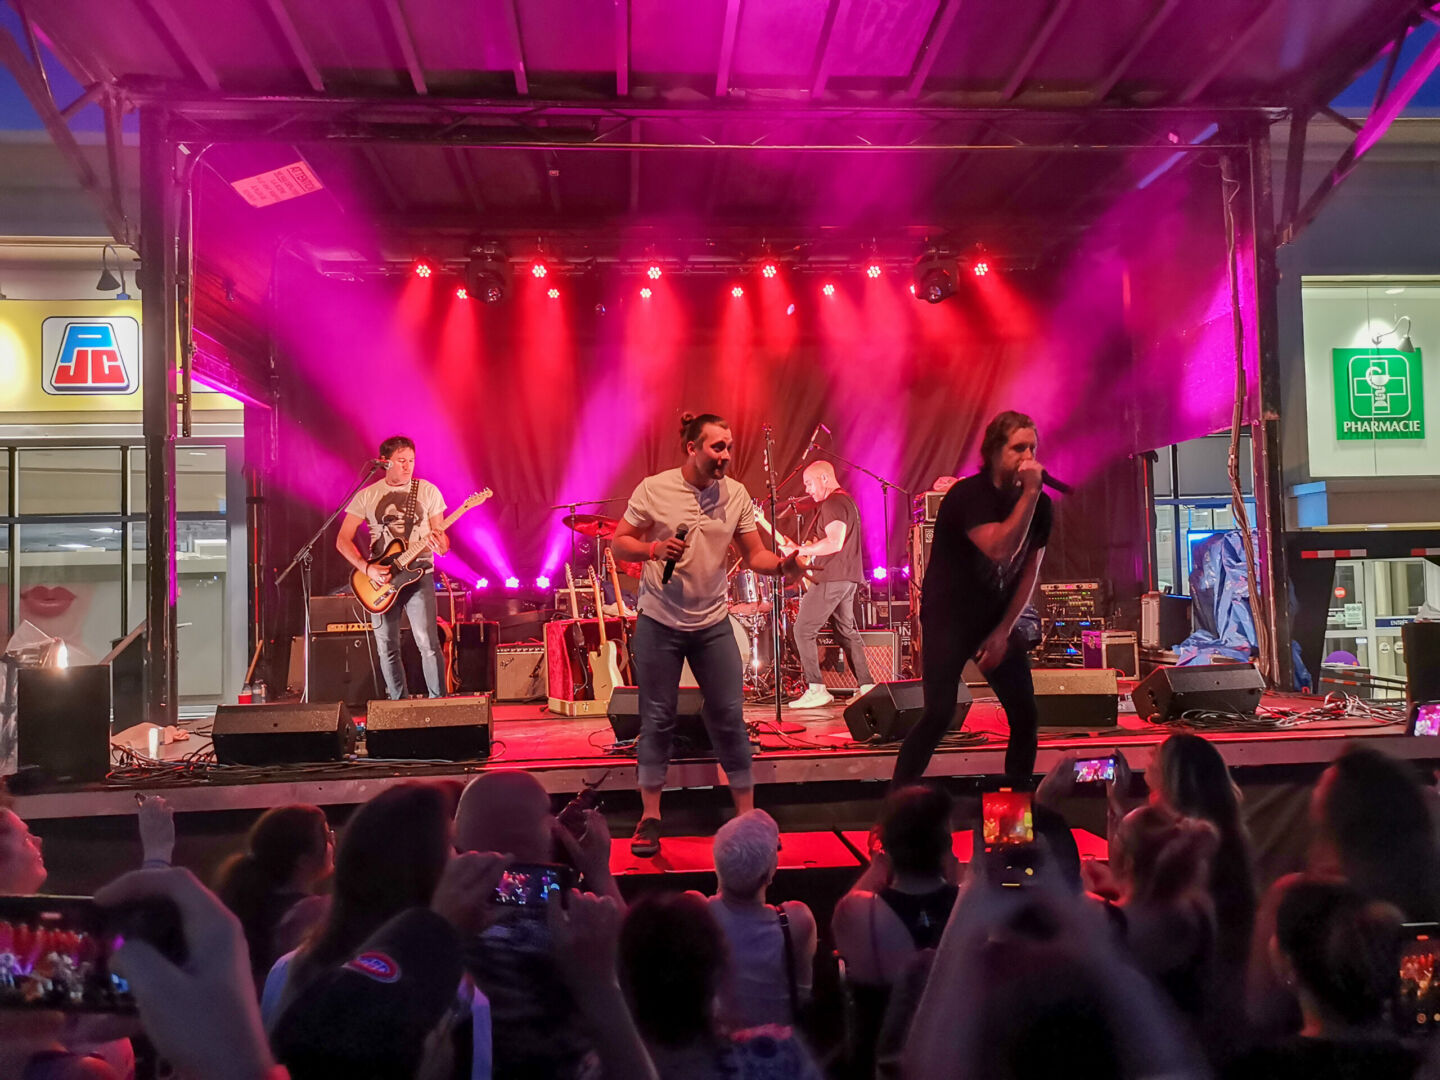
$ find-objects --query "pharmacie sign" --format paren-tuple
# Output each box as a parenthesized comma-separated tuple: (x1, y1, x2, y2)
(1332, 348, 1425, 440)
(41, 316, 139, 395)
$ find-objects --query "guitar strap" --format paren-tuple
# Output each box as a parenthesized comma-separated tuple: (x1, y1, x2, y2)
(406, 479, 433, 571)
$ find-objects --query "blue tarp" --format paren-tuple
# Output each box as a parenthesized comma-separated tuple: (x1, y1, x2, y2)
(1173, 530, 1312, 691)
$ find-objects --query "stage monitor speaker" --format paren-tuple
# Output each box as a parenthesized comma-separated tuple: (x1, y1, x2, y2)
(213, 702, 356, 765)
(843, 680, 971, 743)
(455, 621, 499, 694)
(606, 687, 712, 753)
(1134, 663, 1264, 723)
(817, 630, 900, 690)
(1031, 668, 1120, 728)
(17, 666, 112, 782)
(1404, 621, 1440, 705)
(366, 696, 492, 761)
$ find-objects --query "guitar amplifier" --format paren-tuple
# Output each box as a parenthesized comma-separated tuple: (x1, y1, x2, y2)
(817, 630, 900, 690)
(496, 644, 548, 702)
(287, 631, 429, 708)
(309, 593, 371, 632)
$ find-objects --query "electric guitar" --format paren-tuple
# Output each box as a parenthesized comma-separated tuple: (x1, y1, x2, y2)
(350, 489, 492, 614)
(563, 564, 595, 702)
(604, 547, 635, 682)
(752, 504, 811, 592)
(587, 568, 622, 704)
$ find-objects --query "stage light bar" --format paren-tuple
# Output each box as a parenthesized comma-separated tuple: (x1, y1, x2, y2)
(731, 285, 744, 298)
(640, 287, 652, 300)
(647, 265, 662, 280)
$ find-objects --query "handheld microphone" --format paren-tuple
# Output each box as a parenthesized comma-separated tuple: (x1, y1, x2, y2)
(1040, 470, 1073, 495)
(662, 524, 689, 584)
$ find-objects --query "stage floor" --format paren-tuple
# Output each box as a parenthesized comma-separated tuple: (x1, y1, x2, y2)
(14, 684, 1434, 822)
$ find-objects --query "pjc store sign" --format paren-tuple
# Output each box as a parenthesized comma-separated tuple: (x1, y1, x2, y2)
(1332, 348, 1425, 440)
(41, 317, 139, 395)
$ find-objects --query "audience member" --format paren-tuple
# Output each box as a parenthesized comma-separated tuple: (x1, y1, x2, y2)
(1226, 876, 1417, 1080)
(454, 770, 618, 1079)
(904, 845, 1208, 1080)
(830, 784, 957, 1076)
(261, 781, 451, 1026)
(619, 891, 823, 1079)
(1112, 804, 1220, 1021)
(213, 804, 333, 990)
(703, 809, 817, 1030)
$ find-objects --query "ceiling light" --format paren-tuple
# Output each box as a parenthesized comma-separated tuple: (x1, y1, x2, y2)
(1386, 287, 1405, 295)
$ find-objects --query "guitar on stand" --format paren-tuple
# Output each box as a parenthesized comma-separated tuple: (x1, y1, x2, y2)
(604, 547, 635, 683)
(350, 489, 493, 614)
(587, 569, 623, 704)
(548, 565, 611, 717)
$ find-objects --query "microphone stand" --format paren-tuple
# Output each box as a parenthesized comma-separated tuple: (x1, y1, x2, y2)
(819, 447, 913, 632)
(761, 425, 784, 729)
(276, 459, 386, 703)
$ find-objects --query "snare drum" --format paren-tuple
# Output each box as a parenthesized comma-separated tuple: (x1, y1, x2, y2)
(727, 569, 772, 616)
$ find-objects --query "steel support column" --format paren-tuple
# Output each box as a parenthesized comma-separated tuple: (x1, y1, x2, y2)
(139, 107, 179, 726)
(1245, 129, 1294, 689)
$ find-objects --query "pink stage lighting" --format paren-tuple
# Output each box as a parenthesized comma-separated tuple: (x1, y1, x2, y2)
(536, 575, 551, 589)
(822, 283, 836, 297)
(455, 286, 468, 300)
(414, 260, 433, 279)
(475, 577, 490, 589)
(646, 265, 662, 280)
(640, 286, 653, 300)
(761, 262, 778, 279)
(547, 287, 560, 299)
(973, 261, 990, 276)
(731, 285, 745, 298)
(504, 576, 520, 589)
(866, 263, 882, 279)
(872, 566, 888, 581)
(531, 262, 548, 279)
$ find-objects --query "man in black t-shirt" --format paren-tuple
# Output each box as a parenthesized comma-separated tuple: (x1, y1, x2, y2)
(893, 411, 1052, 782)
(787, 461, 875, 709)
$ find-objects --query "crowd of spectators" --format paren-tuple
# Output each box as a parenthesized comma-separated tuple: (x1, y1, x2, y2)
(3, 734, 1440, 1079)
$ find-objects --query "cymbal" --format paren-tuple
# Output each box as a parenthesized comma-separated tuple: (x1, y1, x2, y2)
(562, 513, 618, 538)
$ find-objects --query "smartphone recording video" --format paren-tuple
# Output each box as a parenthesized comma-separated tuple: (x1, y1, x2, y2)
(1073, 757, 1116, 783)
(1410, 703, 1440, 738)
(982, 791, 1034, 850)
(1398, 923, 1440, 1034)
(0, 896, 131, 1012)
(492, 863, 572, 908)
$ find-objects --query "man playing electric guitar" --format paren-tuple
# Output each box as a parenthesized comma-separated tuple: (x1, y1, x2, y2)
(336, 435, 449, 699)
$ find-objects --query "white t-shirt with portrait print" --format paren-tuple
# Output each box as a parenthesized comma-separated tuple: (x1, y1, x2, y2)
(346, 478, 446, 564)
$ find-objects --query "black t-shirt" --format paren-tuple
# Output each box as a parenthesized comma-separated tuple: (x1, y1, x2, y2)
(921, 473, 1052, 625)
(809, 490, 864, 584)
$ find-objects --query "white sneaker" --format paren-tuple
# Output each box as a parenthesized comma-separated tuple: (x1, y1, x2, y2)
(856, 684, 877, 698)
(788, 684, 836, 709)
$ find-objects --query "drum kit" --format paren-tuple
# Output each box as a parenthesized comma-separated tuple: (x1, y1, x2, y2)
(561, 509, 806, 698)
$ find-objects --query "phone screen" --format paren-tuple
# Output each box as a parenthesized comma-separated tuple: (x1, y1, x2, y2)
(982, 791, 1034, 850)
(1411, 703, 1440, 737)
(493, 863, 571, 908)
(1398, 923, 1440, 1033)
(1074, 757, 1116, 783)
(0, 896, 132, 1012)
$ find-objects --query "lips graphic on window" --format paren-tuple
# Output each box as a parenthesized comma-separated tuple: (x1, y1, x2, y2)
(20, 586, 76, 618)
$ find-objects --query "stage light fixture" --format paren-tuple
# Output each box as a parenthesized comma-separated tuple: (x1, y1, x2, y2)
(761, 262, 778, 279)
(640, 287, 652, 300)
(455, 286, 468, 300)
(414, 260, 433, 279)
(912, 250, 958, 304)
(822, 283, 836, 297)
(731, 285, 745, 298)
(872, 566, 888, 581)
(548, 287, 560, 299)
(973, 261, 990, 276)
(866, 263, 882, 279)
(476, 578, 490, 589)
(536, 575, 551, 589)
(504, 576, 520, 589)
(909, 283, 917, 295)
(531, 261, 548, 279)
(465, 248, 511, 304)
(647, 264, 662, 280)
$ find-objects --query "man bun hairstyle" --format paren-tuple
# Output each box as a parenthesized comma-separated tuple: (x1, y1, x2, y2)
(679, 411, 728, 449)
(379, 435, 416, 459)
(978, 410, 1037, 472)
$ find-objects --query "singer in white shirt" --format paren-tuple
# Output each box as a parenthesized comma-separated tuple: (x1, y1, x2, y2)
(611, 411, 808, 858)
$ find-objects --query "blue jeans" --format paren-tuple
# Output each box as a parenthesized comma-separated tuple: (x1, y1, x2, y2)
(370, 572, 445, 699)
(633, 614, 752, 791)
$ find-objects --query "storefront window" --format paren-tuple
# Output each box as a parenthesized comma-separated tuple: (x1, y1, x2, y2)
(18, 448, 122, 514)
(16, 521, 123, 665)
(1155, 505, 1175, 592)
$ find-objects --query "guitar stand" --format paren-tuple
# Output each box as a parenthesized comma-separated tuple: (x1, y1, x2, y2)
(276, 459, 386, 703)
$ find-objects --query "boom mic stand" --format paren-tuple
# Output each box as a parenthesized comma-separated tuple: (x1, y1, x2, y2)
(761, 425, 784, 730)
(277, 458, 386, 702)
